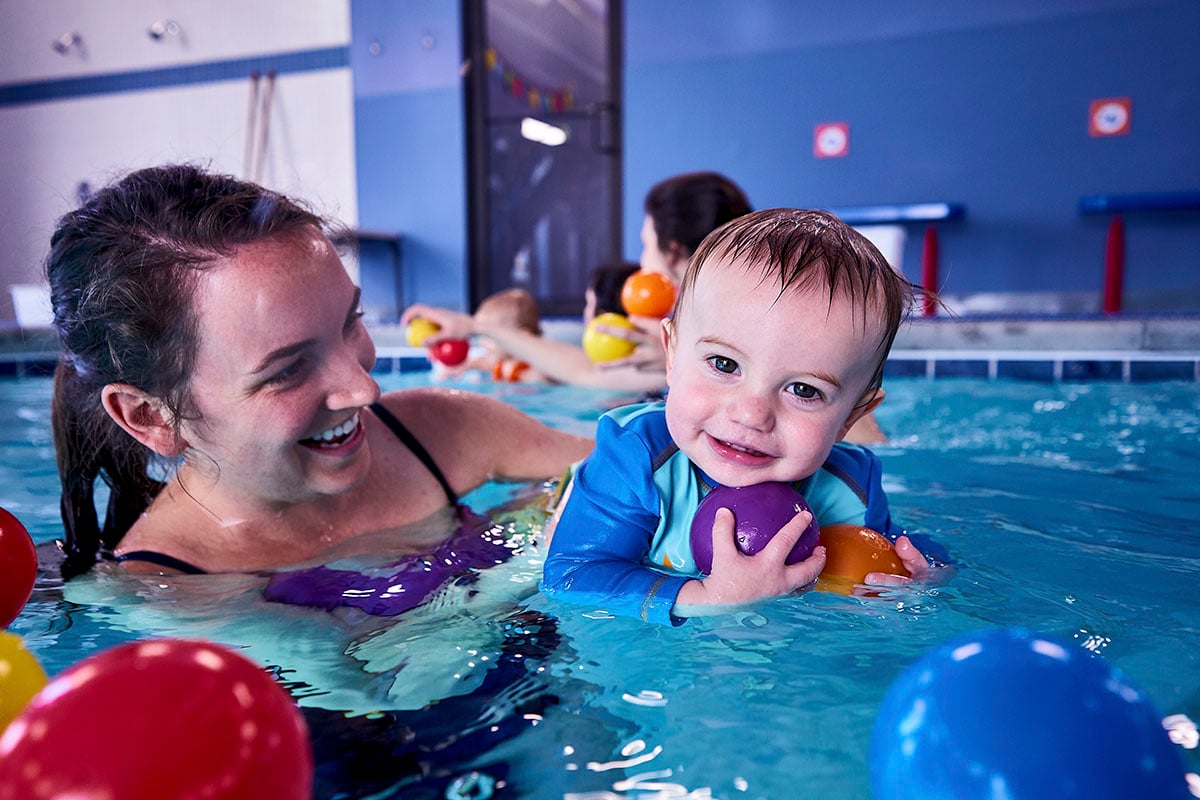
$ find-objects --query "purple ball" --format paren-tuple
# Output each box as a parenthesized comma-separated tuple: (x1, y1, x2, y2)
(689, 482, 820, 575)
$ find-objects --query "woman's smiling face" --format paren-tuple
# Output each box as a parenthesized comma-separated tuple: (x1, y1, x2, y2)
(663, 257, 885, 488)
(176, 228, 381, 510)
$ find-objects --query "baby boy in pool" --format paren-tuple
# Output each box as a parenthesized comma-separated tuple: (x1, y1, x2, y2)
(541, 208, 932, 624)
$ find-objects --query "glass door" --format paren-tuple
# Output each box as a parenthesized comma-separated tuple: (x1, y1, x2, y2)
(464, 0, 622, 316)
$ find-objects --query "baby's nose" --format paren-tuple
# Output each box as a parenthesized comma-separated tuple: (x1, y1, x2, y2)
(728, 390, 773, 431)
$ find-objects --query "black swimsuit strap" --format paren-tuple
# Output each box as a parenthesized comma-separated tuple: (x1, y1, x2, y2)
(113, 405, 457, 576)
(369, 402, 459, 506)
(113, 550, 208, 575)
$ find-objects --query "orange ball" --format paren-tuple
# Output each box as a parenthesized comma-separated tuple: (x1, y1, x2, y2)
(621, 270, 676, 318)
(816, 524, 908, 595)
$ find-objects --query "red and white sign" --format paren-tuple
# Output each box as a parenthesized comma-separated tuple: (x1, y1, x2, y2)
(1089, 97, 1132, 137)
(814, 122, 850, 158)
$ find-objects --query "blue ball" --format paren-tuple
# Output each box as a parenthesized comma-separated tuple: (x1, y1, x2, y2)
(869, 628, 1191, 800)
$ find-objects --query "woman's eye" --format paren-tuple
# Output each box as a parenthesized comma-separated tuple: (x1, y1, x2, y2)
(787, 382, 821, 400)
(265, 358, 308, 386)
(708, 355, 738, 374)
(345, 308, 365, 333)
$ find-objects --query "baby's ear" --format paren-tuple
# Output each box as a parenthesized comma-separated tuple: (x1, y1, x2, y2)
(101, 383, 187, 456)
(661, 318, 676, 375)
(838, 388, 886, 440)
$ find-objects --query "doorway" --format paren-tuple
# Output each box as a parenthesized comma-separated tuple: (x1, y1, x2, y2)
(463, 0, 623, 317)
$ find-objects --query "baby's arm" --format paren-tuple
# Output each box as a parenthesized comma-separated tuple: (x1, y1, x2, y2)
(540, 419, 690, 624)
(541, 468, 690, 625)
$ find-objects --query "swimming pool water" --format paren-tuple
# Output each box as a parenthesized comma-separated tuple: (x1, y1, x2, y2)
(4, 374, 1198, 798)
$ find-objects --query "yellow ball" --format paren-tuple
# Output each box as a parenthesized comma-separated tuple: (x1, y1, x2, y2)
(582, 312, 637, 363)
(406, 318, 441, 347)
(0, 630, 48, 733)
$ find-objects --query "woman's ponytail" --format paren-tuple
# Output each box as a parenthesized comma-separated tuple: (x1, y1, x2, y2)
(52, 360, 106, 577)
(52, 360, 166, 578)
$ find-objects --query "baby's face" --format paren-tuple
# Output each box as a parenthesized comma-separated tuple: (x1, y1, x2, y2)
(664, 258, 885, 488)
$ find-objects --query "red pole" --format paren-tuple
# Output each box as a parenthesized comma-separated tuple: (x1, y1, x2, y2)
(1102, 214, 1125, 314)
(920, 225, 939, 317)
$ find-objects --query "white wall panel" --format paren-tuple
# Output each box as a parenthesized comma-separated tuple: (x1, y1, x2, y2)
(0, 0, 349, 83)
(0, 1, 355, 323)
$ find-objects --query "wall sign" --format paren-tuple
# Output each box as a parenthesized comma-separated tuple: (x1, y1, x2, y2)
(1089, 97, 1132, 137)
(814, 122, 849, 158)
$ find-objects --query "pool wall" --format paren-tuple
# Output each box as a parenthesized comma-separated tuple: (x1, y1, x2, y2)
(4, 315, 1200, 382)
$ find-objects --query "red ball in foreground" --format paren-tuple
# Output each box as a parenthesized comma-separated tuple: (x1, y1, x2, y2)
(430, 338, 470, 366)
(0, 507, 37, 628)
(689, 482, 819, 575)
(0, 638, 313, 799)
(621, 270, 677, 318)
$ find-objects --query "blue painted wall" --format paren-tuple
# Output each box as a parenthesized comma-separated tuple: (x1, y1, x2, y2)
(623, 1, 1200, 310)
(350, 1, 1200, 314)
(351, 0, 468, 314)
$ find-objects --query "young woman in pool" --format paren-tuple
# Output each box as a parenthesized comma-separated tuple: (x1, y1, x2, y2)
(401, 171, 752, 393)
(48, 164, 592, 579)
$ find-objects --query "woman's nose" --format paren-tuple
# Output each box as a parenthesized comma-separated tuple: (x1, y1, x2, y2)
(327, 340, 381, 410)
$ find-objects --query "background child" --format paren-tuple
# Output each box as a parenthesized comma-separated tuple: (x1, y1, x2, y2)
(541, 209, 932, 624)
(451, 288, 549, 383)
(583, 261, 640, 323)
(437, 267, 642, 384)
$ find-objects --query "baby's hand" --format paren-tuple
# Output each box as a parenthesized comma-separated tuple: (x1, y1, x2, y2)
(674, 508, 826, 612)
(863, 535, 939, 587)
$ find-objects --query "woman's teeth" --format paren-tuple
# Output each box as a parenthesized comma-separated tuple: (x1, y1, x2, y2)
(304, 413, 359, 446)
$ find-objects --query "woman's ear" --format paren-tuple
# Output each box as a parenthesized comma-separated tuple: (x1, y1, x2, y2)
(101, 383, 186, 456)
(838, 388, 886, 440)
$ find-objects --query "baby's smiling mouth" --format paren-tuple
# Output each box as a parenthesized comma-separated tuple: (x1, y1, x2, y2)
(300, 412, 361, 448)
(710, 434, 770, 458)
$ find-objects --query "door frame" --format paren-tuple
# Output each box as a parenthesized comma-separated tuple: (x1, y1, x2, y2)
(461, 0, 623, 312)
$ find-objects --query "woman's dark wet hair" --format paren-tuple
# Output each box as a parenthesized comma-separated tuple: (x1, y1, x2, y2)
(643, 171, 753, 257)
(48, 164, 328, 578)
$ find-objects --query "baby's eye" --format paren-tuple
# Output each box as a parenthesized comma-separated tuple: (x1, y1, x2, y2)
(708, 355, 738, 374)
(787, 382, 821, 400)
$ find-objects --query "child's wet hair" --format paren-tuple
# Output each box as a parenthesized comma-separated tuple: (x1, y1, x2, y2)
(475, 288, 542, 335)
(675, 208, 932, 396)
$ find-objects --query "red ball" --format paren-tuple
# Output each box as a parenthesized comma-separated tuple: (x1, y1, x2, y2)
(621, 270, 677, 318)
(0, 638, 314, 798)
(689, 483, 819, 575)
(0, 507, 36, 628)
(430, 338, 470, 367)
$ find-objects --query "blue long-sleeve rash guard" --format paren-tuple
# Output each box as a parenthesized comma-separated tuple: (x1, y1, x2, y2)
(541, 402, 906, 625)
